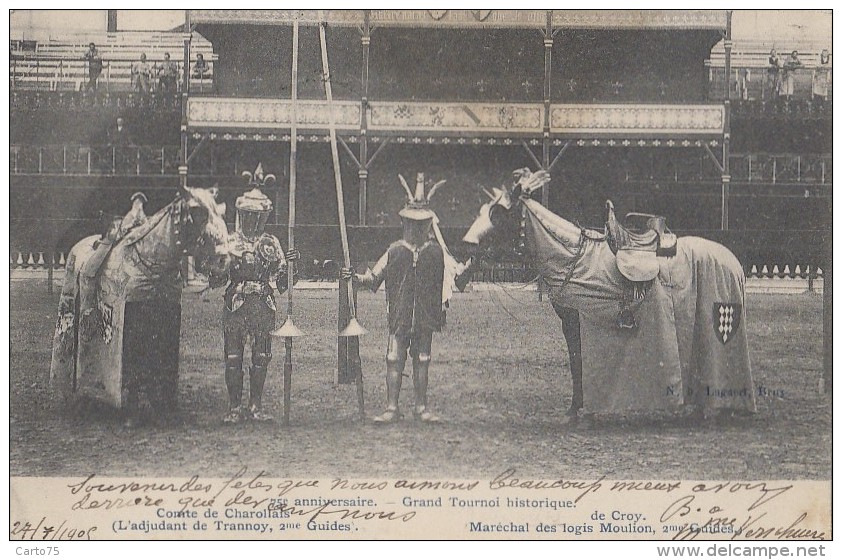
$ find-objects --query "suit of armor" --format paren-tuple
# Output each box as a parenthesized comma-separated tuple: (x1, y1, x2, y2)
(351, 173, 472, 423)
(210, 186, 288, 423)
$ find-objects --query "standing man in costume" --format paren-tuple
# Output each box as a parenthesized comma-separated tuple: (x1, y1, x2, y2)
(342, 173, 472, 423)
(208, 167, 299, 423)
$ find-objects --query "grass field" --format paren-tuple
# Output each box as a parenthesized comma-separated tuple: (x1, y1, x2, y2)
(10, 283, 830, 480)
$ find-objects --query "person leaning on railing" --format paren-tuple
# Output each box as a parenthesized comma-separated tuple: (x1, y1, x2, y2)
(132, 53, 153, 93)
(812, 49, 831, 102)
(84, 42, 103, 92)
(157, 52, 179, 93)
(192, 53, 210, 81)
(781, 50, 803, 100)
(767, 48, 783, 99)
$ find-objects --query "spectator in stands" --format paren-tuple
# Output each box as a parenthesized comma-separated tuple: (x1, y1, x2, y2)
(108, 117, 134, 147)
(192, 53, 210, 81)
(781, 50, 803, 100)
(108, 117, 136, 173)
(767, 48, 783, 99)
(158, 52, 179, 93)
(132, 53, 153, 93)
(84, 42, 103, 92)
(812, 49, 831, 102)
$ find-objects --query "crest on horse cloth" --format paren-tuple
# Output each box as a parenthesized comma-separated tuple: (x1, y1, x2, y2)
(713, 302, 742, 344)
(98, 301, 114, 344)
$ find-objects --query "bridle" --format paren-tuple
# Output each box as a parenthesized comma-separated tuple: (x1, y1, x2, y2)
(511, 196, 595, 295)
(130, 196, 205, 275)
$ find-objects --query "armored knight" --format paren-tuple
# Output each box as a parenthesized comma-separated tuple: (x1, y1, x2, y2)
(342, 173, 472, 424)
(209, 173, 298, 423)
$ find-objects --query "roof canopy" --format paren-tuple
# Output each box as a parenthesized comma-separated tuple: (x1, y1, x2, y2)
(190, 9, 727, 30)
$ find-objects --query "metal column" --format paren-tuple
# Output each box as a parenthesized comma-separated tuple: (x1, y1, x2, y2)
(358, 10, 371, 227)
(179, 33, 191, 190)
(721, 10, 732, 230)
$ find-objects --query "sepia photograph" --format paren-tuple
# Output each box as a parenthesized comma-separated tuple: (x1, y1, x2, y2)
(7, 7, 833, 545)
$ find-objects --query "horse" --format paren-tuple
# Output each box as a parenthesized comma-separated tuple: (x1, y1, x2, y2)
(462, 169, 756, 419)
(49, 186, 230, 425)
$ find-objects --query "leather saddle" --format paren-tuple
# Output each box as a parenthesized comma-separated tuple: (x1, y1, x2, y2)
(605, 200, 677, 283)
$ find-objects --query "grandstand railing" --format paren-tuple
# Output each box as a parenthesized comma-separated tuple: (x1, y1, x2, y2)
(11, 145, 832, 187)
(729, 98, 832, 119)
(730, 153, 832, 185)
(10, 145, 181, 176)
(622, 152, 832, 185)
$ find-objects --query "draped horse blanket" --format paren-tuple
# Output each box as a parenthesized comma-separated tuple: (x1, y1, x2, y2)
(523, 200, 755, 414)
(50, 205, 182, 409)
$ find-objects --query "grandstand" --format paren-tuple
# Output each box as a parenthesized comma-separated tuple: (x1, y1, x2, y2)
(707, 39, 831, 101)
(10, 31, 216, 92)
(9, 10, 831, 278)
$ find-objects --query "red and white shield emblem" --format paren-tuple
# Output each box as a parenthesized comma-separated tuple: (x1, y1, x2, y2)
(713, 303, 742, 344)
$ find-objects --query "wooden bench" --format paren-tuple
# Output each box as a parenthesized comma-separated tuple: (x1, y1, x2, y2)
(10, 32, 217, 93)
(706, 39, 831, 100)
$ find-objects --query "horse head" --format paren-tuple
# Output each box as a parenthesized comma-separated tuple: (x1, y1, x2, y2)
(463, 168, 551, 254)
(180, 186, 230, 275)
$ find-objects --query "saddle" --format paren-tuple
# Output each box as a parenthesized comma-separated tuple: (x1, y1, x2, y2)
(605, 200, 677, 329)
(605, 200, 677, 283)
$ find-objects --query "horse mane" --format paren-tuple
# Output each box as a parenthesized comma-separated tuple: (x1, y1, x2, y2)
(521, 198, 604, 248)
(121, 197, 181, 247)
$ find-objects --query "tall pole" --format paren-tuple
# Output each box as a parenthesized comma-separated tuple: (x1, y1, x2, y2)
(281, 21, 301, 426)
(320, 20, 366, 420)
(337, 11, 371, 385)
(539, 10, 554, 301)
(179, 28, 191, 191)
(721, 10, 732, 230)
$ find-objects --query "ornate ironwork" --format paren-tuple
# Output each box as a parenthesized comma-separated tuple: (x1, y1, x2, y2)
(188, 98, 725, 138)
(550, 105, 725, 135)
(187, 98, 360, 130)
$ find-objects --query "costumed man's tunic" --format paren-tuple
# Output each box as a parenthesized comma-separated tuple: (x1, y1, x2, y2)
(351, 173, 472, 423)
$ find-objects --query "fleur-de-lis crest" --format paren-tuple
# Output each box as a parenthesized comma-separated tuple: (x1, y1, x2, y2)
(241, 163, 276, 188)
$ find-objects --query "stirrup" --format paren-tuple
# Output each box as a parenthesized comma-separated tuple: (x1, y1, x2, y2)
(249, 404, 274, 423)
(413, 406, 441, 423)
(223, 405, 244, 424)
(372, 409, 403, 424)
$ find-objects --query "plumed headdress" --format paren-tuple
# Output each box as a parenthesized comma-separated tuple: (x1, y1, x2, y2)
(397, 172, 446, 221)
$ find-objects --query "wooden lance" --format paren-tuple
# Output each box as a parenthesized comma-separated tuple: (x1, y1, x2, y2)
(319, 20, 367, 420)
(271, 21, 303, 427)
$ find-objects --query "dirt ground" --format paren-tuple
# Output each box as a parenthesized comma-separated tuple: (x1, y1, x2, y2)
(10, 283, 831, 480)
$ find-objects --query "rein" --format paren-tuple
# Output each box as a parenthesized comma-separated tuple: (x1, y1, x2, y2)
(556, 228, 587, 294)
